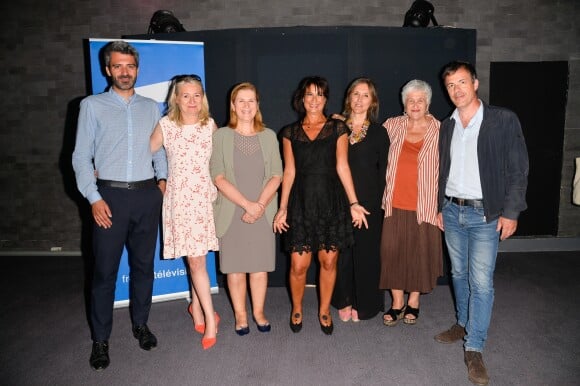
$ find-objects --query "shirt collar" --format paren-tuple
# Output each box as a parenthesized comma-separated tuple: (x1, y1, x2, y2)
(450, 99, 484, 129)
(108, 87, 137, 104)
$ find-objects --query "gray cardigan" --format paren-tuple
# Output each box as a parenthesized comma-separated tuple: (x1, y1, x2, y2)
(210, 126, 283, 237)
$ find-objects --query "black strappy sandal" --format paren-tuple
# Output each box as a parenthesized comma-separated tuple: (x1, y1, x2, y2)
(383, 306, 406, 327)
(403, 305, 420, 325)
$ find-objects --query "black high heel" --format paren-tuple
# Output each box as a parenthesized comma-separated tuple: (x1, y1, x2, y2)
(290, 312, 302, 333)
(319, 314, 333, 335)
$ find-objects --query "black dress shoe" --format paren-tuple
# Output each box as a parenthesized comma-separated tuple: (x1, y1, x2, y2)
(289, 312, 302, 333)
(319, 314, 333, 335)
(132, 324, 157, 351)
(89, 341, 110, 371)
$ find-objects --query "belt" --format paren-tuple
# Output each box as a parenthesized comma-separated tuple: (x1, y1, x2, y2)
(446, 196, 484, 208)
(97, 179, 156, 190)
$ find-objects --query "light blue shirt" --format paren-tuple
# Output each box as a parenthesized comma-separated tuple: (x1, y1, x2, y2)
(445, 100, 484, 199)
(72, 88, 167, 204)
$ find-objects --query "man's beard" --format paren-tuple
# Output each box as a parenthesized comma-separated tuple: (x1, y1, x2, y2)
(113, 75, 136, 90)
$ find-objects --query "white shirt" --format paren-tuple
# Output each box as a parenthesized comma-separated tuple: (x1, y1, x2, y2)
(445, 100, 484, 199)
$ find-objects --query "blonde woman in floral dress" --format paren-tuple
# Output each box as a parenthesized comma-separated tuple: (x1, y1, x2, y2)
(151, 75, 220, 350)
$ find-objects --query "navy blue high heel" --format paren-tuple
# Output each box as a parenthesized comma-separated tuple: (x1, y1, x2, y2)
(235, 326, 250, 336)
(256, 322, 271, 333)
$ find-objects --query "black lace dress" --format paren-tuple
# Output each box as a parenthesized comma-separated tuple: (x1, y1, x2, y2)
(280, 118, 353, 253)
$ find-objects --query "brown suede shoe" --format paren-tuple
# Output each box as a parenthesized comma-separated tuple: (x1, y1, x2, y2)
(434, 323, 466, 343)
(464, 351, 489, 385)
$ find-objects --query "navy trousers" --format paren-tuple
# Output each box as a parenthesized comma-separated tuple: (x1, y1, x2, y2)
(90, 184, 162, 342)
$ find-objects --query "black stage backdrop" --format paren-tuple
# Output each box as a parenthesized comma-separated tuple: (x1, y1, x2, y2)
(126, 26, 476, 130)
(490, 61, 568, 237)
(125, 26, 476, 286)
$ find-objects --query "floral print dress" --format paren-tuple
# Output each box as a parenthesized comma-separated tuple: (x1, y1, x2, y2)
(159, 116, 219, 259)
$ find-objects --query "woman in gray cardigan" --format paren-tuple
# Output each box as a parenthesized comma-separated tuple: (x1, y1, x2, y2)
(210, 82, 283, 335)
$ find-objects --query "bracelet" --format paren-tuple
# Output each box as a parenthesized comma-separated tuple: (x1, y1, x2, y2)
(350, 202, 359, 207)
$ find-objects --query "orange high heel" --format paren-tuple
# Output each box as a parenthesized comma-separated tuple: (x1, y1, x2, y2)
(188, 303, 220, 334)
(187, 303, 205, 334)
(201, 313, 220, 350)
(201, 336, 216, 350)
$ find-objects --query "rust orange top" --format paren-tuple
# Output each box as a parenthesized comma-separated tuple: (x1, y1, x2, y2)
(392, 139, 424, 211)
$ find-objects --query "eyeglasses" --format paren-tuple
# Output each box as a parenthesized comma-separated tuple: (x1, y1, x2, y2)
(171, 74, 202, 84)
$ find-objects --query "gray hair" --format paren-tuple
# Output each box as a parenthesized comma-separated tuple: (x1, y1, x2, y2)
(103, 40, 140, 68)
(401, 79, 432, 106)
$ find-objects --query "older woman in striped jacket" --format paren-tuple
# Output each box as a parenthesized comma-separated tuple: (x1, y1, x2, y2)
(379, 79, 442, 327)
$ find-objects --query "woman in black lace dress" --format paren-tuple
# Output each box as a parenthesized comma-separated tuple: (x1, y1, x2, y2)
(273, 76, 369, 335)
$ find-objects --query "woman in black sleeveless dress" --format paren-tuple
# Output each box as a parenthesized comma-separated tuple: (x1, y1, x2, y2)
(331, 77, 389, 322)
(273, 76, 369, 335)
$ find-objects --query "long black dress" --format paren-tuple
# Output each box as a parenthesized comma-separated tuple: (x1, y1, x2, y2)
(280, 119, 353, 253)
(332, 122, 389, 320)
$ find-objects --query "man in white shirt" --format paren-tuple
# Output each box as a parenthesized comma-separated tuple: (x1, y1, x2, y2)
(435, 61, 528, 386)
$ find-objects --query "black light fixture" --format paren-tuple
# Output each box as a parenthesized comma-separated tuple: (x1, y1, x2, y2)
(403, 0, 439, 27)
(147, 10, 186, 34)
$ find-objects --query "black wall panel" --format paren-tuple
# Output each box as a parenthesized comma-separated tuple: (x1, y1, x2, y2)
(490, 61, 568, 237)
(128, 26, 476, 128)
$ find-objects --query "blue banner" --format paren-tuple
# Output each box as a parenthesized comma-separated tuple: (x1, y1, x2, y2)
(87, 38, 218, 307)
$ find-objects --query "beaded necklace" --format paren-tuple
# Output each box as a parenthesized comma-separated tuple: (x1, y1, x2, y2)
(347, 118, 370, 145)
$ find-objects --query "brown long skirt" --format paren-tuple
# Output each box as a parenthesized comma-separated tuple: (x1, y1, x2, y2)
(379, 208, 442, 293)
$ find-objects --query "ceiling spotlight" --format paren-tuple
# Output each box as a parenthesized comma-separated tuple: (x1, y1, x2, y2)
(403, 0, 439, 27)
(147, 10, 186, 34)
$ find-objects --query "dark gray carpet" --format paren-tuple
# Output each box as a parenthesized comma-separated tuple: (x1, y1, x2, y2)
(1, 252, 579, 385)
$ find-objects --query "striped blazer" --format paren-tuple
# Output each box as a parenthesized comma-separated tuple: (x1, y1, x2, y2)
(381, 114, 440, 226)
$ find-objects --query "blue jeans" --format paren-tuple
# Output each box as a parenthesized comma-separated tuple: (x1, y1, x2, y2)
(442, 198, 499, 352)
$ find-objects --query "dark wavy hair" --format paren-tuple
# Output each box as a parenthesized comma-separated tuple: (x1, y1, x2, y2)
(292, 76, 329, 118)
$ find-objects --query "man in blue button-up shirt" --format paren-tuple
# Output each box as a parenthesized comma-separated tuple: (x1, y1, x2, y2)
(72, 41, 167, 371)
